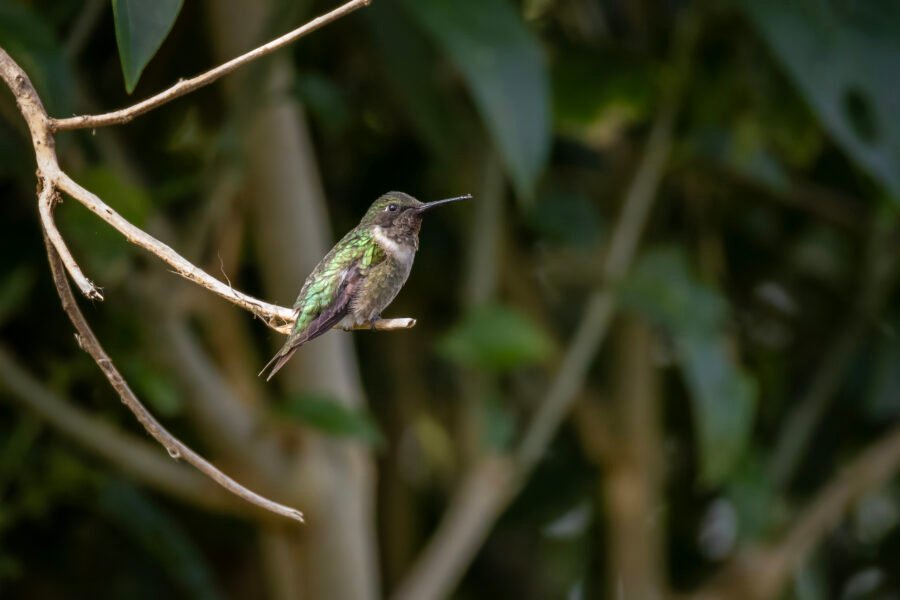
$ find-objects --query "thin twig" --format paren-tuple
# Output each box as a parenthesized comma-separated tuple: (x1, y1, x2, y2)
(38, 181, 104, 299)
(4, 45, 408, 335)
(272, 317, 417, 335)
(43, 232, 305, 523)
(50, 0, 371, 131)
(341, 318, 417, 331)
(53, 169, 295, 328)
(0, 0, 376, 525)
(516, 101, 675, 470)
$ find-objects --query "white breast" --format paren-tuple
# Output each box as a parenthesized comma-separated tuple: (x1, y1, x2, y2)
(373, 226, 415, 266)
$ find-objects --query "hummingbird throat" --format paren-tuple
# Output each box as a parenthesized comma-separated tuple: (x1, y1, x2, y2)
(372, 225, 416, 264)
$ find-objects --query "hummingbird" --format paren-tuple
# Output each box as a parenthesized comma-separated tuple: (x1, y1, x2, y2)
(260, 191, 470, 380)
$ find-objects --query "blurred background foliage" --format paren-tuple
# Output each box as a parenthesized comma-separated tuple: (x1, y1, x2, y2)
(1, 0, 900, 598)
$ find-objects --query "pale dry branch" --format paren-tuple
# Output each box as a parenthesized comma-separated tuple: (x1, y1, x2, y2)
(50, 0, 371, 131)
(270, 317, 417, 335)
(38, 181, 104, 299)
(43, 234, 304, 523)
(0, 0, 376, 524)
(53, 169, 296, 329)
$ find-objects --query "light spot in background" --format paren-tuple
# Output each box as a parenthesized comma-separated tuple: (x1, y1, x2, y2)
(698, 498, 738, 560)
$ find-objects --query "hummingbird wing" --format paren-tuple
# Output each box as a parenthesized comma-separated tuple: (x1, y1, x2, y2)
(260, 232, 386, 380)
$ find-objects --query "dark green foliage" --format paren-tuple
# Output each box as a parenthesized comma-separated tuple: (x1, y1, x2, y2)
(402, 0, 550, 199)
(620, 248, 757, 484)
(740, 0, 900, 199)
(278, 393, 384, 447)
(112, 0, 183, 93)
(2, 0, 900, 597)
(438, 305, 554, 372)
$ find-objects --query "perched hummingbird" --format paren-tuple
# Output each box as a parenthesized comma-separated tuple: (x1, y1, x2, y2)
(260, 191, 470, 380)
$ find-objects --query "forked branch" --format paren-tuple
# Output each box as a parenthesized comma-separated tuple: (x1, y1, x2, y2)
(0, 0, 379, 523)
(44, 233, 304, 522)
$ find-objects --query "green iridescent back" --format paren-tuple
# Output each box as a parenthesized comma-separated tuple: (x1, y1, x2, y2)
(291, 227, 386, 334)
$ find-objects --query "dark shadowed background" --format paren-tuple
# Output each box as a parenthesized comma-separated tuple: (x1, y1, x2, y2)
(1, 0, 900, 598)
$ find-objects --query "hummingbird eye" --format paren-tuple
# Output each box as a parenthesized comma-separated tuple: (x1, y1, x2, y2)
(387, 203, 399, 212)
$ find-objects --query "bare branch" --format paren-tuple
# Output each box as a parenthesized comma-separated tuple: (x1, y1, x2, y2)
(38, 181, 104, 299)
(50, 0, 371, 131)
(516, 101, 675, 471)
(43, 233, 304, 522)
(53, 169, 295, 328)
(0, 0, 378, 526)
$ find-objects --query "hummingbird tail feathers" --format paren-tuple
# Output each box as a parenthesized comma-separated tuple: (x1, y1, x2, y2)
(259, 346, 299, 381)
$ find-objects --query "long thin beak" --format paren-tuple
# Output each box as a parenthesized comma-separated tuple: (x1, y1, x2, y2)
(416, 194, 472, 213)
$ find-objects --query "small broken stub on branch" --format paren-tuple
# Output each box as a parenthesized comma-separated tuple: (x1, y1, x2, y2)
(343, 317, 417, 331)
(273, 317, 418, 336)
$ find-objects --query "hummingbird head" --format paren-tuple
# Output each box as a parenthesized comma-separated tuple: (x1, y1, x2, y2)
(359, 191, 471, 231)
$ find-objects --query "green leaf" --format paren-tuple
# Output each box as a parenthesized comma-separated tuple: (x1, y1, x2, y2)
(0, 3, 73, 115)
(620, 247, 757, 485)
(482, 396, 516, 451)
(367, 1, 468, 159)
(438, 305, 554, 371)
(112, 0, 183, 93)
(278, 393, 384, 447)
(618, 249, 727, 336)
(402, 0, 551, 199)
(740, 0, 900, 199)
(724, 451, 787, 541)
(678, 335, 757, 484)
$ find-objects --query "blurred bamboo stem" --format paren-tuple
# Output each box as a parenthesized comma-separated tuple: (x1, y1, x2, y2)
(392, 88, 678, 600)
(516, 100, 675, 471)
(205, 0, 379, 595)
(603, 320, 666, 599)
(50, 0, 372, 131)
